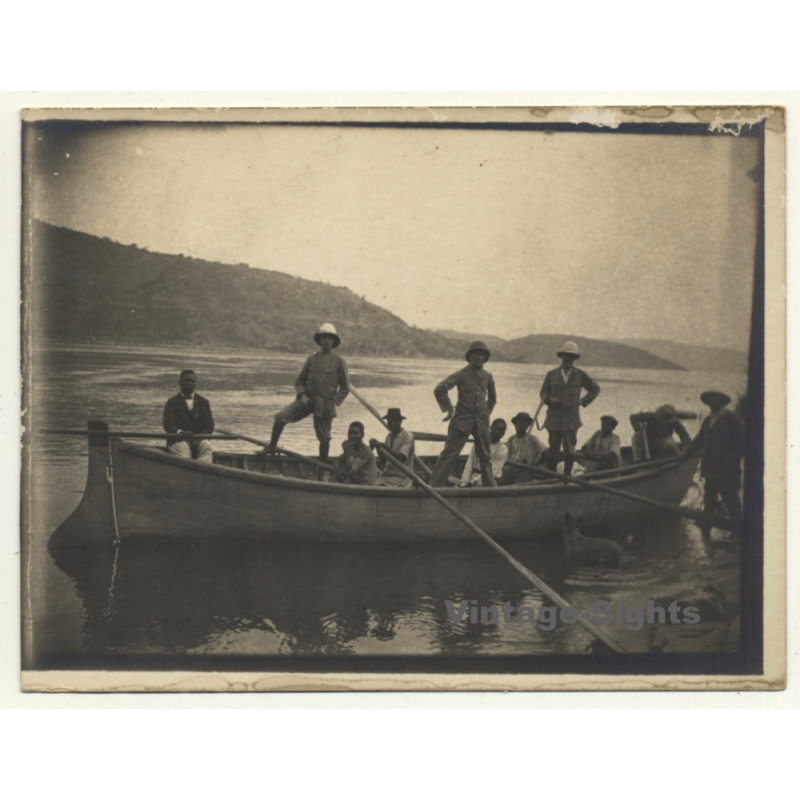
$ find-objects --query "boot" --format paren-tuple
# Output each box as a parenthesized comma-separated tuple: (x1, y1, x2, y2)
(318, 440, 330, 461)
(257, 420, 284, 456)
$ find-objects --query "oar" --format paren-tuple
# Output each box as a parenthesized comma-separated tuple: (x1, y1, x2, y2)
(373, 443, 628, 654)
(505, 459, 733, 530)
(39, 428, 240, 440)
(531, 398, 546, 430)
(407, 431, 474, 443)
(217, 428, 338, 474)
(347, 383, 433, 478)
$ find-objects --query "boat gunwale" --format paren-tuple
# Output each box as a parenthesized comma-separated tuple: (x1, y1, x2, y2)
(114, 438, 698, 499)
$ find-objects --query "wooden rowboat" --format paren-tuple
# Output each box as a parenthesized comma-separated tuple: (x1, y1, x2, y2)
(52, 421, 702, 543)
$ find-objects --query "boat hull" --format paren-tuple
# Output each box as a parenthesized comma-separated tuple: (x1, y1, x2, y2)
(53, 436, 701, 543)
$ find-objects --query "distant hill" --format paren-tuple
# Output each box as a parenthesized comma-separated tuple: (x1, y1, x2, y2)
(27, 221, 689, 371)
(432, 330, 684, 371)
(496, 333, 684, 371)
(27, 221, 467, 359)
(612, 338, 748, 373)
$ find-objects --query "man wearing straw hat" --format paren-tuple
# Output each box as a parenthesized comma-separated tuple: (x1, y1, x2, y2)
(429, 341, 497, 487)
(261, 323, 349, 460)
(682, 390, 746, 537)
(539, 341, 600, 476)
(371, 408, 416, 487)
(498, 411, 546, 485)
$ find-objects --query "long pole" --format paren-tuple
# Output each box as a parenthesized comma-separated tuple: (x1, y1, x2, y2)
(505, 459, 732, 530)
(39, 428, 240, 440)
(217, 428, 338, 474)
(347, 383, 433, 478)
(373, 443, 628, 654)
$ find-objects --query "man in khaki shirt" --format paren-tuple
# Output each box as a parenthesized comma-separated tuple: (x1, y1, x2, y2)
(262, 323, 349, 460)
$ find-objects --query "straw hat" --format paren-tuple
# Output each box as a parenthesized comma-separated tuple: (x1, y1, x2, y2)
(314, 322, 341, 348)
(700, 390, 731, 406)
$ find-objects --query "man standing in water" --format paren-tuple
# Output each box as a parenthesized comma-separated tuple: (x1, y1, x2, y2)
(429, 341, 497, 487)
(163, 369, 215, 463)
(262, 323, 349, 460)
(539, 341, 600, 476)
(682, 390, 746, 539)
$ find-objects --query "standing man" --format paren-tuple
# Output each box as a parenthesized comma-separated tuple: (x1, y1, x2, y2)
(539, 341, 600, 476)
(580, 414, 622, 472)
(499, 411, 546, 485)
(263, 323, 349, 460)
(461, 418, 508, 486)
(163, 369, 215, 463)
(682, 390, 746, 537)
(429, 341, 497, 487)
(370, 408, 416, 487)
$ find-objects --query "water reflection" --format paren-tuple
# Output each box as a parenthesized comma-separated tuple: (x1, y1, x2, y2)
(29, 342, 745, 666)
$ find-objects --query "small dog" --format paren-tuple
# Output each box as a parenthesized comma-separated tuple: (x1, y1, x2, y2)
(563, 513, 623, 567)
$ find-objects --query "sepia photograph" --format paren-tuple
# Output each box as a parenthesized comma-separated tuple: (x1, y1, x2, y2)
(19, 105, 786, 691)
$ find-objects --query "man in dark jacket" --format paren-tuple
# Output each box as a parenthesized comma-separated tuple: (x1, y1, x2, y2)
(539, 341, 600, 475)
(163, 369, 215, 462)
(683, 390, 746, 537)
(429, 341, 497, 487)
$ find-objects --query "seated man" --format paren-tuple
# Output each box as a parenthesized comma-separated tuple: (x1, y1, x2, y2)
(630, 414, 647, 462)
(460, 418, 508, 487)
(498, 411, 546, 485)
(334, 421, 378, 485)
(163, 369, 215, 463)
(370, 408, 415, 487)
(630, 404, 691, 460)
(581, 415, 622, 472)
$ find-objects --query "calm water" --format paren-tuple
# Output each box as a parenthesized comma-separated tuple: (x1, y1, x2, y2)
(24, 342, 747, 669)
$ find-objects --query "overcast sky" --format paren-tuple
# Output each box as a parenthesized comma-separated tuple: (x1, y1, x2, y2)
(29, 121, 760, 350)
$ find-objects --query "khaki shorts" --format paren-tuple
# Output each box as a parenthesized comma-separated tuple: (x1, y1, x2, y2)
(275, 397, 332, 442)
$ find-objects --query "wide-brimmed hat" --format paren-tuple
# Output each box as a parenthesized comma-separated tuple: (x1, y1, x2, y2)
(465, 341, 491, 362)
(382, 407, 406, 420)
(557, 341, 580, 359)
(314, 322, 341, 348)
(511, 412, 534, 426)
(700, 390, 731, 407)
(654, 404, 677, 424)
(600, 414, 619, 428)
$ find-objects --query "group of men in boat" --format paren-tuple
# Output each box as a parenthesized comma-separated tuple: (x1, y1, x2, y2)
(163, 322, 747, 535)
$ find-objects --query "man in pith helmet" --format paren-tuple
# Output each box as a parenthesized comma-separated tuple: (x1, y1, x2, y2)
(262, 323, 349, 460)
(539, 341, 600, 476)
(682, 390, 746, 539)
(429, 341, 497, 487)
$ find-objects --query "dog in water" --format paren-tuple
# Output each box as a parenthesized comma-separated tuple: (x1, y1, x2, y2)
(563, 513, 622, 566)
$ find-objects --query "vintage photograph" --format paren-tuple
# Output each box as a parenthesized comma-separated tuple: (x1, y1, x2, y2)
(20, 106, 785, 691)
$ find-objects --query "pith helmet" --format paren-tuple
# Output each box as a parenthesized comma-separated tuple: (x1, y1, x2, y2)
(700, 390, 731, 406)
(314, 322, 341, 348)
(465, 341, 491, 362)
(557, 341, 580, 359)
(654, 404, 677, 424)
